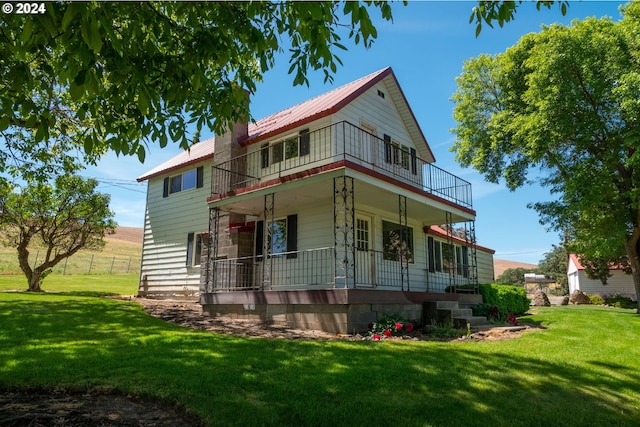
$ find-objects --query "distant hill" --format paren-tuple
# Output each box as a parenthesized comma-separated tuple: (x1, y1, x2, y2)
(109, 227, 143, 245)
(493, 259, 538, 278)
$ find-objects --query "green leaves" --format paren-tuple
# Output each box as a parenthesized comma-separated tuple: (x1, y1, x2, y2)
(452, 4, 640, 297)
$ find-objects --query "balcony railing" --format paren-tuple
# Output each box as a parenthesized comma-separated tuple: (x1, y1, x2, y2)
(206, 247, 477, 292)
(211, 121, 472, 208)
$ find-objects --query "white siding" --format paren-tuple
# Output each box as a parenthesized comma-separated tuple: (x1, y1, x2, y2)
(572, 270, 636, 298)
(477, 250, 495, 284)
(139, 163, 211, 297)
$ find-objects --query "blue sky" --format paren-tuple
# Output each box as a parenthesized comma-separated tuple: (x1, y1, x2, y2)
(86, 1, 627, 264)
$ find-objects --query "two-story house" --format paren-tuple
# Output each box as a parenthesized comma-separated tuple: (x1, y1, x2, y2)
(138, 67, 495, 333)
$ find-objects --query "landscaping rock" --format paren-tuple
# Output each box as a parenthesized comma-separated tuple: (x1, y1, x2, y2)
(532, 289, 551, 307)
(569, 290, 591, 305)
(560, 296, 569, 306)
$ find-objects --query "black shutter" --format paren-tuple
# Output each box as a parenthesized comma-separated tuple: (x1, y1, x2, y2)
(410, 148, 417, 175)
(163, 177, 169, 198)
(186, 232, 194, 266)
(261, 144, 269, 169)
(427, 236, 435, 273)
(196, 166, 204, 188)
(286, 214, 298, 259)
(299, 129, 310, 156)
(383, 134, 392, 164)
(255, 220, 264, 258)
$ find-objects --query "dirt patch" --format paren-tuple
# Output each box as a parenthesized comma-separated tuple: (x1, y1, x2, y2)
(0, 388, 202, 426)
(1, 297, 538, 426)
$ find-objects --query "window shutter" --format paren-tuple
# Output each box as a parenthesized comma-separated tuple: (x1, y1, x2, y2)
(196, 166, 204, 188)
(261, 144, 269, 169)
(299, 129, 310, 156)
(286, 214, 298, 259)
(427, 236, 435, 273)
(163, 177, 169, 198)
(410, 148, 417, 175)
(383, 134, 392, 164)
(255, 220, 264, 258)
(186, 232, 194, 266)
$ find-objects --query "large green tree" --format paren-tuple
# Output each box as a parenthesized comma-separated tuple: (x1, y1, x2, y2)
(0, 176, 117, 291)
(0, 1, 567, 175)
(451, 2, 640, 310)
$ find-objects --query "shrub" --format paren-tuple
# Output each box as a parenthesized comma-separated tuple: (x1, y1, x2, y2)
(604, 293, 637, 309)
(368, 313, 414, 339)
(588, 294, 605, 305)
(479, 283, 530, 315)
(473, 303, 519, 326)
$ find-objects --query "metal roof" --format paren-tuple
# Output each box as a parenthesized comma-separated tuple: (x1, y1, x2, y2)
(138, 66, 434, 181)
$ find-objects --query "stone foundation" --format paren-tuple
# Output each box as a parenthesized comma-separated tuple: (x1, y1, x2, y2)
(200, 289, 482, 334)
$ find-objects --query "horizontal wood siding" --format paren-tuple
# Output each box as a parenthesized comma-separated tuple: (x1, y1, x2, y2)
(575, 270, 636, 297)
(139, 163, 211, 296)
(334, 81, 417, 157)
(477, 250, 495, 284)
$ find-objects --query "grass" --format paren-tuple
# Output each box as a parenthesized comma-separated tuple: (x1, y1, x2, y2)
(1, 285, 639, 426)
(0, 236, 141, 275)
(0, 273, 139, 295)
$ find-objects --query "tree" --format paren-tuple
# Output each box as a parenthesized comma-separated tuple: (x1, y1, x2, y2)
(496, 267, 537, 287)
(1, 0, 562, 175)
(0, 1, 399, 168)
(0, 176, 117, 291)
(537, 245, 569, 295)
(451, 2, 640, 311)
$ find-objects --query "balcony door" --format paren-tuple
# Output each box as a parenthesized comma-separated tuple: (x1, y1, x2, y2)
(355, 214, 374, 286)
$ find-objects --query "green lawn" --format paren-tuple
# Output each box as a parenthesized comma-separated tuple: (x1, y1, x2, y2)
(1, 285, 639, 426)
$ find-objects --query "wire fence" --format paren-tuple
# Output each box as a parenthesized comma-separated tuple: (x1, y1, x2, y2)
(0, 250, 141, 276)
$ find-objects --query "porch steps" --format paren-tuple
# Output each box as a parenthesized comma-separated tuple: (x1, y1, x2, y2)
(423, 301, 490, 330)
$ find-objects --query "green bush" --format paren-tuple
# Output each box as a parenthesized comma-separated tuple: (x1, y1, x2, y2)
(604, 293, 637, 309)
(479, 283, 530, 315)
(588, 294, 605, 305)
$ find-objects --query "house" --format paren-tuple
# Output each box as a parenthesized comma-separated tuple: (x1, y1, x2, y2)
(567, 254, 637, 298)
(137, 67, 496, 333)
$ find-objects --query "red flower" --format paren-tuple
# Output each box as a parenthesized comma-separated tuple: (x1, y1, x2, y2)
(395, 322, 403, 331)
(383, 329, 392, 337)
(404, 323, 414, 332)
(373, 333, 381, 340)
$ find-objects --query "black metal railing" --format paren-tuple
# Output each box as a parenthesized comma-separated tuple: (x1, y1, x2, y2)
(208, 246, 477, 292)
(211, 121, 472, 208)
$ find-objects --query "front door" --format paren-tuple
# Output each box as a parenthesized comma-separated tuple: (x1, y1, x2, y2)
(355, 214, 374, 286)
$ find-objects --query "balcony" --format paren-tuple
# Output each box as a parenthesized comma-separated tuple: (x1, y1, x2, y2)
(211, 121, 472, 209)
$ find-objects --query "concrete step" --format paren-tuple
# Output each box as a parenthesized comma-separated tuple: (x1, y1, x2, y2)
(453, 315, 488, 328)
(435, 301, 459, 310)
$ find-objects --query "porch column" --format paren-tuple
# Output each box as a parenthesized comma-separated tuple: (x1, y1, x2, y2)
(445, 211, 455, 290)
(262, 193, 274, 290)
(201, 207, 220, 293)
(334, 176, 355, 288)
(399, 194, 409, 291)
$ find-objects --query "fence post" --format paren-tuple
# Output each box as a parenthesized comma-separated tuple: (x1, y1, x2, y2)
(88, 254, 94, 274)
(109, 256, 115, 274)
(127, 257, 132, 273)
(63, 257, 68, 275)
(32, 251, 39, 270)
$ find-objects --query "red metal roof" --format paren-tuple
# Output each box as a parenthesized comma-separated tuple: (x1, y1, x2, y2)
(137, 136, 215, 182)
(138, 66, 434, 180)
(243, 67, 393, 143)
(427, 225, 495, 254)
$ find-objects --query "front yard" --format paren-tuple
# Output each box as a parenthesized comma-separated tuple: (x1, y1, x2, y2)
(0, 286, 639, 426)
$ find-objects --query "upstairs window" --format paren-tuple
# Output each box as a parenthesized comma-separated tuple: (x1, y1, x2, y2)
(163, 166, 204, 197)
(261, 129, 310, 168)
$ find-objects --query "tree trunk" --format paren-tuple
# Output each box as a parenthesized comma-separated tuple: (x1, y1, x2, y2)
(28, 271, 43, 292)
(624, 227, 640, 313)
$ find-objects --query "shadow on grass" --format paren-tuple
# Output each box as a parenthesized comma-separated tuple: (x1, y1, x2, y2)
(1, 294, 639, 427)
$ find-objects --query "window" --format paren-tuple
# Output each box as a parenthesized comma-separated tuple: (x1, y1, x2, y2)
(383, 134, 416, 174)
(427, 237, 468, 277)
(382, 220, 413, 263)
(255, 214, 298, 259)
(163, 167, 204, 197)
(186, 232, 203, 267)
(262, 129, 310, 167)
